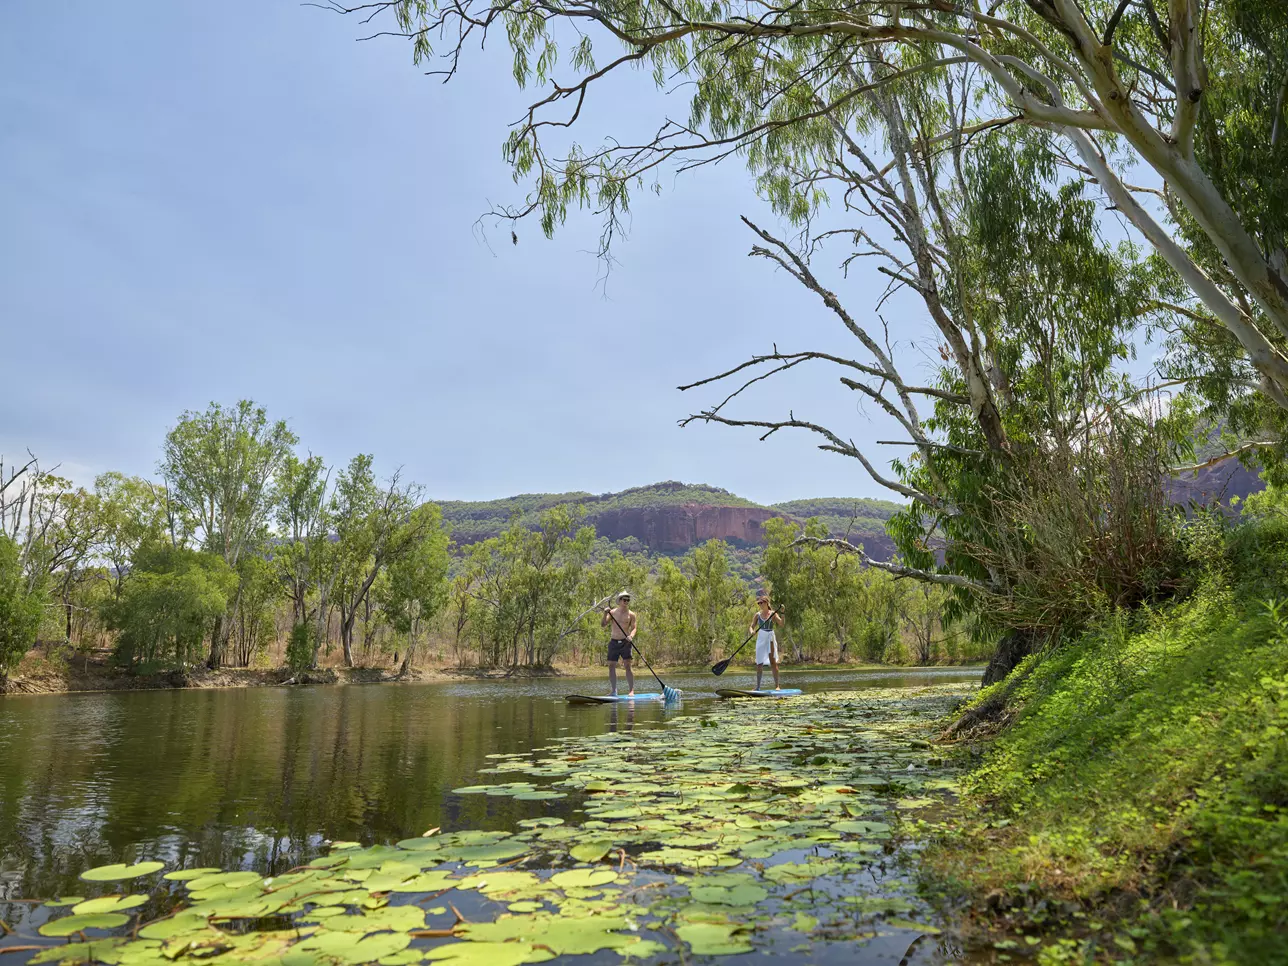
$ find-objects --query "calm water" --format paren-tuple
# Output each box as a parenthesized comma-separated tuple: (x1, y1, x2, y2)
(0, 668, 981, 907)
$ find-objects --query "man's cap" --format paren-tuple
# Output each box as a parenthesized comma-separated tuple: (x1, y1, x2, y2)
(617, 590, 632, 600)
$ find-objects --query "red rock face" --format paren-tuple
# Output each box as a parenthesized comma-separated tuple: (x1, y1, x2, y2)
(585, 503, 901, 560)
(589, 504, 778, 552)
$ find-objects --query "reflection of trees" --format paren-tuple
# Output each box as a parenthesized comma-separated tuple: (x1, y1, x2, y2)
(0, 685, 619, 900)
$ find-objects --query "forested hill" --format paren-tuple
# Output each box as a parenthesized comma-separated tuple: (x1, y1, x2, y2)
(435, 482, 904, 558)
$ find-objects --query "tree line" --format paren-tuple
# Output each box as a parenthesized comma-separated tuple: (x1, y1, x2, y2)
(0, 402, 982, 682)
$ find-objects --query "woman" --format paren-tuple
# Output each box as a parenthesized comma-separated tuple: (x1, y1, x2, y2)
(749, 595, 785, 691)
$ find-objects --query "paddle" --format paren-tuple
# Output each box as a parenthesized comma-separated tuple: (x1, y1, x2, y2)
(711, 610, 779, 676)
(605, 606, 680, 703)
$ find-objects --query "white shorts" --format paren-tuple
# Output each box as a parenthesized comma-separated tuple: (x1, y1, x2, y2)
(755, 630, 779, 664)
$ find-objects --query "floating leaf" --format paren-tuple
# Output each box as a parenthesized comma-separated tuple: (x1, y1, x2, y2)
(163, 867, 222, 881)
(72, 895, 148, 915)
(79, 861, 165, 882)
(549, 868, 618, 889)
(882, 918, 942, 934)
(675, 921, 753, 955)
(425, 941, 554, 966)
(569, 841, 613, 863)
(39, 912, 131, 936)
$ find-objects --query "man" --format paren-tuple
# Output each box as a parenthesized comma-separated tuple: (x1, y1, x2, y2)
(601, 591, 637, 696)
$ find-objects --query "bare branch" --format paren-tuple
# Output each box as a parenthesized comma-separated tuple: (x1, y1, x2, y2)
(792, 535, 991, 592)
(1171, 440, 1279, 474)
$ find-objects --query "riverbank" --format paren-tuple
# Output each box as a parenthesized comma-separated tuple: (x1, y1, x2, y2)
(922, 514, 1288, 964)
(1, 654, 944, 696)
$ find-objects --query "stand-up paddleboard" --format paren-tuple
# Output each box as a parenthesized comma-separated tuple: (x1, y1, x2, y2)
(566, 693, 667, 705)
(715, 688, 804, 699)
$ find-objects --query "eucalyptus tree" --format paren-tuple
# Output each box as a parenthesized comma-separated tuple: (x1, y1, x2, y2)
(93, 472, 168, 602)
(324, 455, 431, 667)
(378, 503, 451, 676)
(273, 454, 331, 628)
(343, 0, 1288, 434)
(463, 505, 595, 667)
(160, 401, 297, 667)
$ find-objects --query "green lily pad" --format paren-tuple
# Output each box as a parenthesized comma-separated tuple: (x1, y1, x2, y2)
(549, 868, 618, 889)
(675, 921, 754, 955)
(39, 912, 131, 936)
(162, 867, 223, 881)
(79, 861, 165, 882)
(426, 942, 555, 966)
(688, 882, 768, 906)
(72, 895, 148, 915)
(42, 897, 85, 908)
(569, 841, 613, 863)
(29, 939, 128, 963)
(883, 917, 942, 934)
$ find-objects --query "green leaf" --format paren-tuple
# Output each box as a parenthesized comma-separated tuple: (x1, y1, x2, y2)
(675, 921, 753, 955)
(72, 895, 148, 915)
(39, 912, 131, 936)
(569, 841, 613, 863)
(79, 861, 165, 882)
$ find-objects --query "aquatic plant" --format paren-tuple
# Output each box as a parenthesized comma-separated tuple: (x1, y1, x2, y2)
(18, 686, 969, 964)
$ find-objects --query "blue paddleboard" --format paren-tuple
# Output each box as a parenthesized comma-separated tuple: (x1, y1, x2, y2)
(566, 693, 666, 705)
(715, 688, 804, 699)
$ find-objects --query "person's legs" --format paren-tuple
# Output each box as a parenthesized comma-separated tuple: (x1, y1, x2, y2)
(622, 658, 635, 694)
(608, 660, 619, 695)
(755, 663, 764, 690)
(770, 647, 780, 689)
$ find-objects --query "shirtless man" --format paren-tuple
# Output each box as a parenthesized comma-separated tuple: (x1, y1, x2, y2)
(601, 591, 637, 696)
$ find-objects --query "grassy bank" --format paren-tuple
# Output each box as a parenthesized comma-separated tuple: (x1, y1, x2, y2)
(927, 511, 1288, 964)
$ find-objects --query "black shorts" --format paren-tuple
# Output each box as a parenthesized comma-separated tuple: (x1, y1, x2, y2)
(607, 639, 634, 662)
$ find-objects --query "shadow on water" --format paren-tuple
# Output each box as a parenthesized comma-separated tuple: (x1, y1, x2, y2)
(0, 667, 982, 962)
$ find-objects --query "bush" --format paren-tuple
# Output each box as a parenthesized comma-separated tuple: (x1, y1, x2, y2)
(286, 622, 315, 671)
(0, 534, 44, 680)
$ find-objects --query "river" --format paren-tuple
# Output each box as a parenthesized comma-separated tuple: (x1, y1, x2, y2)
(0, 668, 982, 962)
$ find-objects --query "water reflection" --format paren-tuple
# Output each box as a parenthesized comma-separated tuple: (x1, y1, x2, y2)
(0, 668, 979, 903)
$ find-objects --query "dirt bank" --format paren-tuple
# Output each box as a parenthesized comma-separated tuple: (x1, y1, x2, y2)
(0, 656, 582, 696)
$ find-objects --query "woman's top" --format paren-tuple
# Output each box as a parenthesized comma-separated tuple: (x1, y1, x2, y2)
(756, 613, 775, 632)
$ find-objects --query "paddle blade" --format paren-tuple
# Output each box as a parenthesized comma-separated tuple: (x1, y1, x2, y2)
(711, 659, 730, 676)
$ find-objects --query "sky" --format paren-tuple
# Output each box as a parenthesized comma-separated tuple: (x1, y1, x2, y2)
(2, 1, 945, 507)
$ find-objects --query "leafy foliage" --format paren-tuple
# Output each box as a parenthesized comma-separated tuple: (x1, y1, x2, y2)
(932, 503, 1288, 962)
(104, 544, 237, 669)
(0, 533, 44, 679)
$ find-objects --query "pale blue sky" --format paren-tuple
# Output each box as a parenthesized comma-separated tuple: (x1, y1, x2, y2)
(2, 1, 940, 506)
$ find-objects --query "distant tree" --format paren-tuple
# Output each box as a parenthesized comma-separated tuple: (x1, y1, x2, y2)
(379, 504, 451, 676)
(324, 456, 428, 667)
(106, 544, 236, 669)
(0, 533, 44, 681)
(160, 401, 296, 667)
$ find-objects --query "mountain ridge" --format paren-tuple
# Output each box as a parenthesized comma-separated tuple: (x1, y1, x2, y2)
(434, 481, 904, 558)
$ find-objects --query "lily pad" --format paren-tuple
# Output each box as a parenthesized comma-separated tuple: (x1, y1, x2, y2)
(39, 912, 131, 936)
(72, 895, 149, 915)
(569, 841, 613, 863)
(79, 861, 165, 882)
(549, 868, 618, 889)
(162, 867, 223, 881)
(425, 942, 554, 966)
(675, 921, 754, 955)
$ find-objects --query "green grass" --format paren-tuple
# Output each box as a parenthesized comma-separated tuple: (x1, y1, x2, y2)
(929, 513, 1288, 964)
